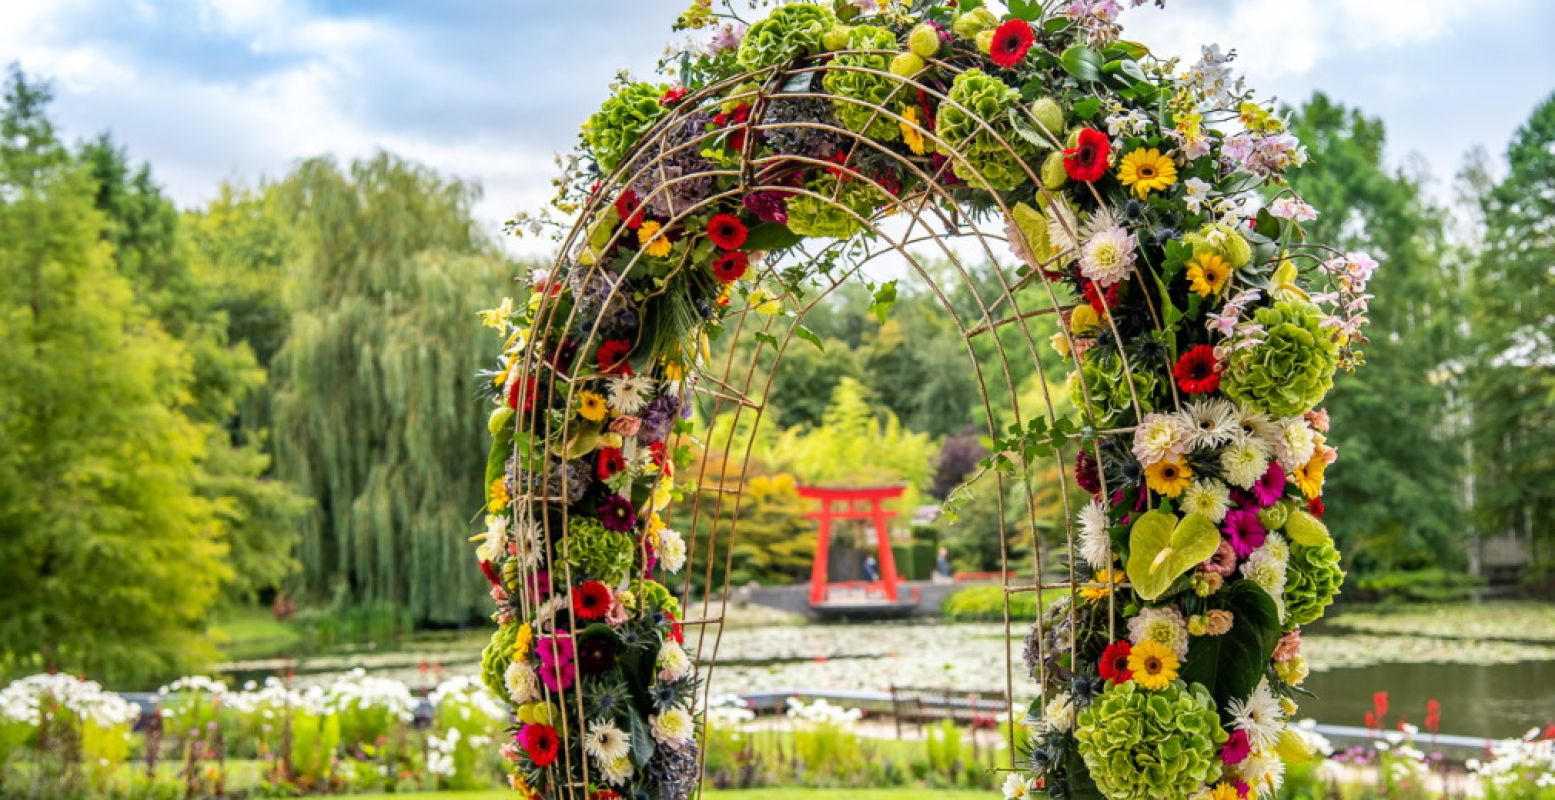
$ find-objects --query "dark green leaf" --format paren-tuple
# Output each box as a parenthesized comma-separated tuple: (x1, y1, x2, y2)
(794, 323, 825, 352)
(628, 710, 656, 767)
(867, 280, 898, 323)
(742, 222, 804, 252)
(956, 0, 984, 10)
(752, 330, 779, 348)
(1071, 96, 1102, 119)
(1060, 46, 1103, 82)
(1103, 40, 1150, 60)
(1179, 582, 1281, 717)
(1007, 0, 1042, 20)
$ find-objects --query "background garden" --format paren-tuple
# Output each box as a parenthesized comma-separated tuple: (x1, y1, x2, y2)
(4, 0, 1555, 797)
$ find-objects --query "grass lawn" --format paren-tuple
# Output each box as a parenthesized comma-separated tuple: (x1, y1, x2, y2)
(343, 791, 992, 800)
(212, 606, 304, 661)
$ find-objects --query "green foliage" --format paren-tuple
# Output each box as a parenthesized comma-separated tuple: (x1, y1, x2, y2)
(822, 25, 906, 142)
(939, 585, 1065, 622)
(935, 69, 1033, 191)
(0, 70, 229, 685)
(736, 3, 836, 71)
(1178, 582, 1280, 714)
(1074, 680, 1226, 800)
(1283, 539, 1345, 628)
(583, 81, 669, 173)
(1219, 298, 1339, 418)
(1466, 90, 1555, 568)
(268, 155, 514, 624)
(784, 172, 889, 238)
(1348, 568, 1483, 603)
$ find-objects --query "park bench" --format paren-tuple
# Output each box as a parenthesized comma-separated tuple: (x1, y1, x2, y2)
(887, 685, 1006, 738)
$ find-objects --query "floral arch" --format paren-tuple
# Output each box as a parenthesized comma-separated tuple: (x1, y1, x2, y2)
(473, 2, 1372, 799)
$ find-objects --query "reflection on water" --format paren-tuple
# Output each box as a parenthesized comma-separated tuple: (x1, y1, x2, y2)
(1300, 659, 1555, 739)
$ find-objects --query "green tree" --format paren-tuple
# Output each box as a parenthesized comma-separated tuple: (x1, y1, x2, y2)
(268, 155, 514, 623)
(1466, 91, 1555, 569)
(0, 70, 227, 683)
(1285, 93, 1465, 572)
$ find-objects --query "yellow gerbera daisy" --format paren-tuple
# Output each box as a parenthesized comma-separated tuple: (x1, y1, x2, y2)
(576, 390, 608, 422)
(1292, 453, 1327, 498)
(1127, 639, 1180, 690)
(1209, 782, 1240, 800)
(900, 106, 928, 156)
(488, 478, 511, 513)
(1145, 458, 1193, 498)
(1185, 253, 1231, 296)
(638, 220, 672, 257)
(513, 622, 534, 659)
(1117, 148, 1178, 199)
(1080, 567, 1125, 602)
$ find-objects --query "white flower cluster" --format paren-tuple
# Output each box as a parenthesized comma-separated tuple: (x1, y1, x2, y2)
(323, 667, 417, 722)
(0, 674, 140, 728)
(784, 696, 863, 727)
(1469, 730, 1555, 792)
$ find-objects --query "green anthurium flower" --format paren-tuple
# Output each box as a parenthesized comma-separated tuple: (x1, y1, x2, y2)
(1284, 508, 1331, 547)
(1127, 510, 1222, 601)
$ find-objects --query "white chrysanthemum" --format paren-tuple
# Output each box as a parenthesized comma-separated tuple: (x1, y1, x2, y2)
(1046, 197, 1083, 258)
(478, 514, 508, 562)
(651, 706, 695, 745)
(1233, 404, 1282, 449)
(1182, 397, 1239, 450)
(1002, 772, 1035, 799)
(1127, 605, 1190, 658)
(658, 528, 687, 573)
(503, 660, 540, 705)
(1132, 412, 1192, 466)
(1240, 746, 1287, 797)
(1076, 499, 1112, 570)
(1274, 417, 1318, 471)
(1181, 479, 1232, 523)
(1041, 691, 1076, 733)
(1230, 679, 1287, 750)
(1241, 534, 1289, 618)
(1079, 220, 1138, 288)
(607, 374, 655, 415)
(600, 754, 634, 785)
(584, 719, 631, 763)
(656, 641, 693, 682)
(1221, 437, 1272, 489)
(510, 512, 544, 568)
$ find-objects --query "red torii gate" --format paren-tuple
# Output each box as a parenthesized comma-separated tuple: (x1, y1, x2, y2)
(797, 484, 905, 605)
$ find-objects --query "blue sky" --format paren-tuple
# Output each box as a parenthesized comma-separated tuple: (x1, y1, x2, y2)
(4, 0, 1552, 257)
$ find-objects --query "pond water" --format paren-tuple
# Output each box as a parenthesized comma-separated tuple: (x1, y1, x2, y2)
(1300, 659, 1555, 740)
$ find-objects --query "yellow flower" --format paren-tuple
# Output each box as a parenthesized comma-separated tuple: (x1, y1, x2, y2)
(1117, 148, 1178, 199)
(1145, 458, 1193, 498)
(576, 390, 608, 422)
(900, 106, 928, 156)
(1127, 639, 1180, 690)
(1239, 101, 1284, 133)
(646, 512, 667, 536)
(662, 360, 686, 382)
(749, 288, 783, 316)
(479, 297, 514, 331)
(1068, 304, 1101, 336)
(1080, 568, 1124, 602)
(488, 478, 511, 513)
(1185, 253, 1231, 296)
(1208, 783, 1240, 800)
(1292, 454, 1327, 498)
(513, 622, 534, 659)
(638, 220, 672, 257)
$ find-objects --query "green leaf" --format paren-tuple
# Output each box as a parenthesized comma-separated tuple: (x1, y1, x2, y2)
(1060, 45, 1104, 82)
(752, 330, 779, 348)
(956, 0, 984, 10)
(627, 710, 656, 767)
(1103, 40, 1150, 60)
(1285, 509, 1332, 547)
(1179, 582, 1281, 715)
(742, 222, 804, 252)
(1071, 96, 1101, 119)
(868, 280, 898, 323)
(1125, 511, 1221, 601)
(1102, 58, 1147, 86)
(794, 323, 825, 352)
(1007, 0, 1043, 20)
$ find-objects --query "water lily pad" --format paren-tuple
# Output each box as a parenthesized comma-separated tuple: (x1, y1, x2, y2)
(1126, 510, 1221, 601)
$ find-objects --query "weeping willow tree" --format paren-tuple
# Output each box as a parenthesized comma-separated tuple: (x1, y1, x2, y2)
(270, 154, 514, 623)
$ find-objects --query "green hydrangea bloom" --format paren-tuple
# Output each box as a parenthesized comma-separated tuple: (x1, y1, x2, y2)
(1074, 681, 1226, 800)
(637, 579, 683, 618)
(1183, 222, 1253, 268)
(1220, 299, 1340, 417)
(1284, 539, 1344, 628)
(567, 517, 635, 585)
(480, 623, 519, 702)
(935, 69, 1035, 192)
(1071, 350, 1160, 428)
(820, 25, 905, 142)
(583, 81, 668, 173)
(785, 172, 890, 238)
(737, 4, 836, 72)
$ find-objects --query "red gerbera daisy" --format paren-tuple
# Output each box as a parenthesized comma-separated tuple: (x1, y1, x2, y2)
(659, 86, 688, 106)
(1173, 344, 1221, 394)
(1064, 127, 1111, 182)
(1099, 640, 1133, 684)
(710, 250, 749, 282)
(988, 19, 1035, 68)
(571, 580, 613, 621)
(596, 447, 625, 480)
(518, 723, 560, 767)
(506, 374, 537, 413)
(648, 439, 670, 472)
(613, 190, 645, 230)
(706, 213, 749, 250)
(1307, 496, 1325, 518)
(596, 339, 633, 375)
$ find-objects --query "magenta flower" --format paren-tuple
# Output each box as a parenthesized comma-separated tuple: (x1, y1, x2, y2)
(1222, 508, 1266, 558)
(1251, 461, 1286, 507)
(1220, 729, 1251, 765)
